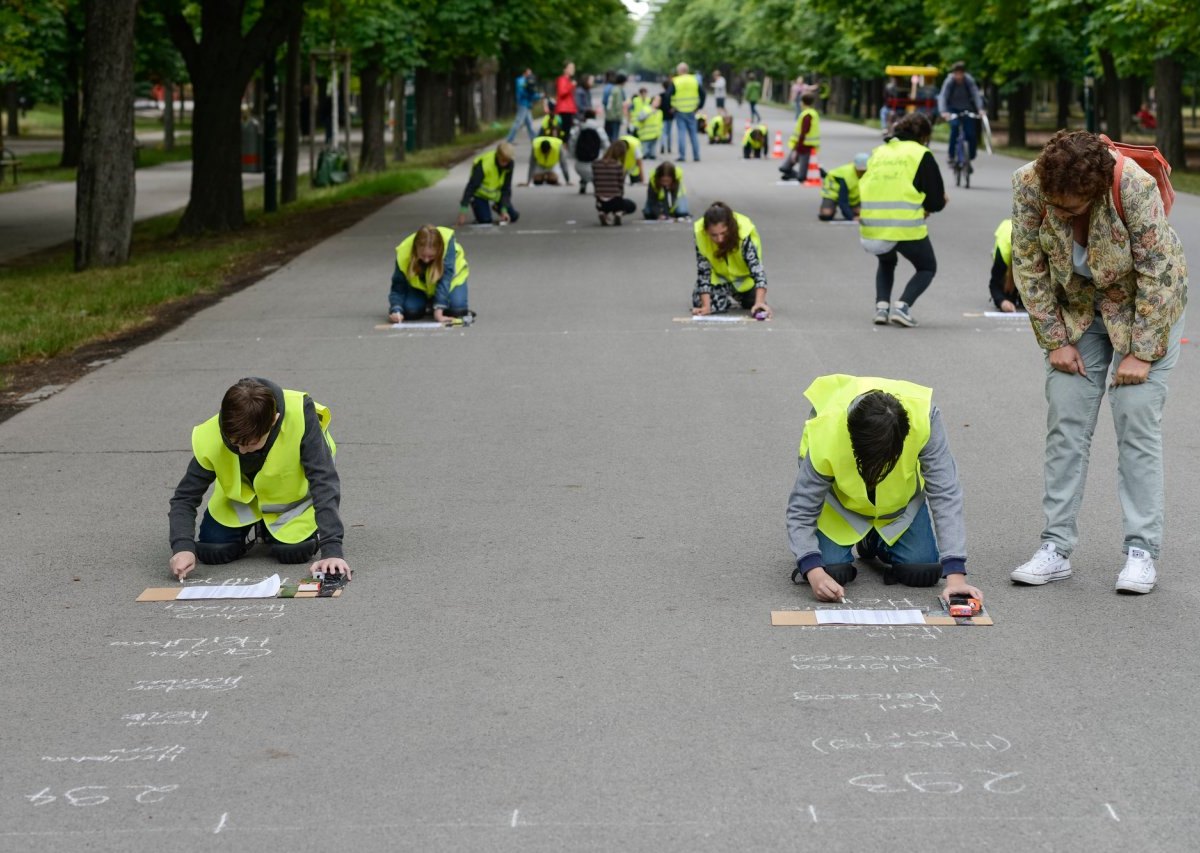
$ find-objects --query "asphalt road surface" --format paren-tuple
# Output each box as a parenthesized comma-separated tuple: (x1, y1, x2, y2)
(3, 102, 1199, 851)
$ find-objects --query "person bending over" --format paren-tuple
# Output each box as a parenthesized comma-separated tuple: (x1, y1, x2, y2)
(387, 225, 471, 325)
(692, 202, 771, 318)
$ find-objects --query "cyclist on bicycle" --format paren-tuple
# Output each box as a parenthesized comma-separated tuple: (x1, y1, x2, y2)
(937, 61, 984, 170)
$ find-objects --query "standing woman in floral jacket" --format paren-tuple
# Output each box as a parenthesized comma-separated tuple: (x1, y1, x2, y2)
(1008, 130, 1187, 595)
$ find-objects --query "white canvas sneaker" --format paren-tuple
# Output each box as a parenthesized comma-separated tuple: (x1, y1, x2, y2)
(1115, 548, 1156, 594)
(1010, 542, 1072, 585)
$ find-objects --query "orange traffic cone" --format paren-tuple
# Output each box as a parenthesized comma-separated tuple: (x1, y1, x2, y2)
(771, 131, 784, 159)
(803, 151, 823, 186)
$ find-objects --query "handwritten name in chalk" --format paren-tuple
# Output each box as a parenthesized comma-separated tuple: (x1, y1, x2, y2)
(791, 654, 951, 673)
(162, 602, 287, 620)
(793, 690, 947, 713)
(41, 745, 187, 764)
(812, 731, 1011, 755)
(129, 676, 242, 693)
(783, 625, 944, 640)
(26, 785, 179, 807)
(123, 710, 208, 727)
(779, 597, 926, 611)
(849, 770, 1025, 795)
(111, 636, 271, 659)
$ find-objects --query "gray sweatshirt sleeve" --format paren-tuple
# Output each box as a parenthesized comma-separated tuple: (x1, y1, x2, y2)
(168, 457, 215, 554)
(299, 396, 344, 559)
(785, 454, 833, 574)
(919, 406, 967, 574)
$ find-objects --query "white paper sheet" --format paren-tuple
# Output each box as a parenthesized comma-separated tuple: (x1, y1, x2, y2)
(984, 311, 1029, 319)
(814, 608, 926, 625)
(690, 314, 749, 323)
(179, 574, 281, 600)
(391, 322, 444, 329)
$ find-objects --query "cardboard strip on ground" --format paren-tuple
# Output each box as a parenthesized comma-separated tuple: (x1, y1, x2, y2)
(770, 608, 993, 627)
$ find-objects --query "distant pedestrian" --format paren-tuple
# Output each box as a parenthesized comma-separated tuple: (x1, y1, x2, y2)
(691, 202, 771, 318)
(672, 62, 704, 162)
(604, 73, 628, 145)
(937, 61, 984, 166)
(659, 79, 675, 155)
(858, 112, 945, 327)
(506, 68, 538, 143)
(574, 74, 594, 117)
(779, 92, 820, 181)
(569, 110, 609, 194)
(712, 69, 727, 110)
(744, 72, 762, 123)
(554, 61, 578, 138)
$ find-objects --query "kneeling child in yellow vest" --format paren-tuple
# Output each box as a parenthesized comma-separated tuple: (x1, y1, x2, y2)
(167, 377, 348, 582)
(786, 374, 982, 603)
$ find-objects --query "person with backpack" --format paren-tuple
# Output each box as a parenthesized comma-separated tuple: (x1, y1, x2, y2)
(604, 74, 628, 146)
(569, 109, 609, 194)
(1008, 130, 1188, 595)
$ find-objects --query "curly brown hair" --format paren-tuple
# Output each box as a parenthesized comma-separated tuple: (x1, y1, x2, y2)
(1035, 130, 1114, 203)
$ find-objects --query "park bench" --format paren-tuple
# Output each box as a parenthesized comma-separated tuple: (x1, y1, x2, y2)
(0, 148, 20, 185)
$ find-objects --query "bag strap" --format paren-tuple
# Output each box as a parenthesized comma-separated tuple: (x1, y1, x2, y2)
(1098, 133, 1127, 224)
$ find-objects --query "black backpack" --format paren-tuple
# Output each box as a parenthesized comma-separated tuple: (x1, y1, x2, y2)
(575, 127, 602, 162)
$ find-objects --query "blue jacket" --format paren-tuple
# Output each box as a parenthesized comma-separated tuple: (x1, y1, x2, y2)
(390, 237, 461, 311)
(516, 76, 537, 109)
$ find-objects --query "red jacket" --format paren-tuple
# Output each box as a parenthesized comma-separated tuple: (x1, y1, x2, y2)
(555, 75, 577, 114)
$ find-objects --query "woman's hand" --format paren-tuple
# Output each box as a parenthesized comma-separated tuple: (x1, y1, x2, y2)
(750, 302, 772, 319)
(170, 551, 196, 581)
(455, 212, 467, 228)
(1112, 353, 1151, 386)
(1048, 343, 1087, 376)
(940, 573, 983, 604)
(1000, 300, 1017, 313)
(691, 305, 712, 316)
(388, 312, 403, 324)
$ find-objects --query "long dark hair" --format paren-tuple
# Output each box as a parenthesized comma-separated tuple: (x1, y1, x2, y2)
(847, 390, 910, 488)
(889, 112, 932, 146)
(702, 201, 738, 258)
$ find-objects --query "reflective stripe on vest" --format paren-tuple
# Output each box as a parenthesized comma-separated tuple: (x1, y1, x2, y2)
(639, 110, 663, 139)
(994, 218, 1012, 266)
(533, 136, 563, 168)
(694, 212, 762, 292)
(672, 74, 699, 113)
(191, 390, 336, 543)
(798, 375, 932, 546)
(394, 227, 469, 298)
(473, 150, 507, 202)
(794, 107, 821, 147)
(858, 139, 928, 241)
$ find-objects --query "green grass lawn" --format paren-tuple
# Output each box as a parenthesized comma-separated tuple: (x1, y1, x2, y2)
(0, 138, 196, 194)
(0, 126, 504, 381)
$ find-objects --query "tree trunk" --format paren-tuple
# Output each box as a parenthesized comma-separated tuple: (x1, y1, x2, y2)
(1124, 77, 1141, 133)
(5, 84, 19, 137)
(60, 48, 83, 167)
(166, 0, 300, 235)
(453, 56, 478, 134)
(392, 73, 406, 162)
(358, 64, 387, 172)
(1155, 57, 1186, 169)
(281, 7, 301, 204)
(1099, 49, 1121, 141)
(74, 0, 137, 270)
(163, 79, 176, 151)
(1055, 77, 1072, 129)
(416, 66, 454, 148)
(496, 69, 514, 116)
(1008, 82, 1030, 149)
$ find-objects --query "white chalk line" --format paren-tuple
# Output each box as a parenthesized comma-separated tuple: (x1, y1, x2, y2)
(1105, 803, 1120, 822)
(214, 812, 228, 834)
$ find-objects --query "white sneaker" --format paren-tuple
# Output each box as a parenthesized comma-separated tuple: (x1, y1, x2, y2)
(1010, 542, 1072, 585)
(1115, 548, 1156, 594)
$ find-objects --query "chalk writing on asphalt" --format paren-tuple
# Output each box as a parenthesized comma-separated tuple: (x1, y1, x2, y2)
(793, 691, 947, 713)
(122, 710, 208, 727)
(162, 603, 287, 620)
(41, 745, 186, 764)
(848, 770, 1025, 795)
(812, 731, 1011, 754)
(791, 654, 951, 673)
(129, 676, 242, 693)
(110, 637, 271, 658)
(25, 785, 180, 807)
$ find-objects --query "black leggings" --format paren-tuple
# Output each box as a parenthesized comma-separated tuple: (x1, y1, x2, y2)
(875, 236, 937, 306)
(597, 197, 636, 215)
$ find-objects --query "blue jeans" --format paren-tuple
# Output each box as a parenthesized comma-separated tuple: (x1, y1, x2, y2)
(507, 104, 536, 143)
(749, 101, 761, 123)
(948, 112, 978, 162)
(661, 118, 673, 153)
(815, 502, 940, 565)
(391, 278, 469, 317)
(819, 179, 855, 220)
(675, 111, 701, 161)
(197, 509, 318, 564)
(471, 196, 519, 224)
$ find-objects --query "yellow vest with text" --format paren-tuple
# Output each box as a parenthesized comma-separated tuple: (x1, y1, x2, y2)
(821, 162, 862, 206)
(672, 74, 700, 113)
(472, 150, 508, 202)
(792, 107, 820, 148)
(994, 218, 1012, 266)
(395, 227, 469, 298)
(858, 139, 928, 241)
(532, 136, 564, 168)
(192, 390, 335, 543)
(694, 212, 762, 293)
(798, 375, 932, 546)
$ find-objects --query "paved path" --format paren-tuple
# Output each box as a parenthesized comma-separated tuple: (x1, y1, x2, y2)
(2, 102, 1199, 851)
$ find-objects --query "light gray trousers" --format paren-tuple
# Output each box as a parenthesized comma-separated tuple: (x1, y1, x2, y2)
(1041, 312, 1184, 558)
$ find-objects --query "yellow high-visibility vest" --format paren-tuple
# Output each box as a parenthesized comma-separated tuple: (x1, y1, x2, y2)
(395, 227, 469, 297)
(994, 219, 1012, 266)
(672, 74, 700, 113)
(693, 212, 762, 293)
(858, 139, 928, 242)
(472, 150, 509, 202)
(532, 136, 564, 168)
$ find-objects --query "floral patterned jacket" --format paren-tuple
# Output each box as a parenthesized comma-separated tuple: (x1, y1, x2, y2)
(1010, 157, 1187, 361)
